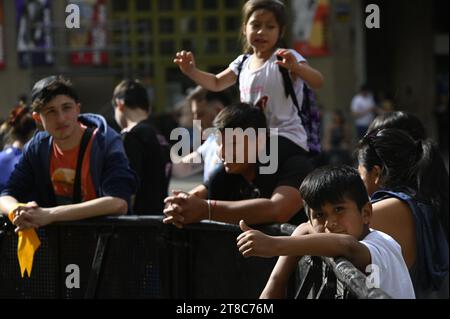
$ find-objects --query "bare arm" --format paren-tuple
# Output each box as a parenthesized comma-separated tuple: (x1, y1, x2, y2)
(188, 184, 208, 197)
(174, 51, 237, 92)
(237, 224, 372, 271)
(0, 195, 19, 215)
(260, 223, 313, 299)
(11, 196, 127, 231)
(276, 49, 324, 90)
(163, 185, 303, 226)
(370, 198, 416, 268)
(292, 63, 324, 90)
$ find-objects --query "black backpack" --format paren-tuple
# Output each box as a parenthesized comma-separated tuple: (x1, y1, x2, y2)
(237, 55, 321, 154)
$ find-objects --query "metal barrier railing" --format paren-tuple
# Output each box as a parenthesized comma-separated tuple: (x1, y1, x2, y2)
(0, 216, 390, 299)
(280, 224, 391, 299)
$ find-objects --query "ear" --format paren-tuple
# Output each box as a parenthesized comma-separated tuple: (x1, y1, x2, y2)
(115, 99, 125, 111)
(361, 202, 373, 225)
(32, 112, 42, 123)
(372, 165, 382, 186)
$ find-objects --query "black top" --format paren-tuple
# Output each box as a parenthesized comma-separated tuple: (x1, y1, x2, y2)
(206, 154, 313, 225)
(122, 118, 172, 214)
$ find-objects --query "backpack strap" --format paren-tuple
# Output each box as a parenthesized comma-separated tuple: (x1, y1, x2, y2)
(276, 55, 301, 114)
(73, 127, 94, 204)
(236, 54, 249, 91)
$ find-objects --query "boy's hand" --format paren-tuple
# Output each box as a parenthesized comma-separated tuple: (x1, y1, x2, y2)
(163, 190, 207, 228)
(237, 220, 277, 258)
(174, 51, 196, 75)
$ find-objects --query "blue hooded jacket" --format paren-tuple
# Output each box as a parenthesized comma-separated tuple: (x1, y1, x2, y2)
(1, 114, 137, 211)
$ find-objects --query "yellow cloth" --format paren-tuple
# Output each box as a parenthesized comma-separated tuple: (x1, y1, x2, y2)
(8, 204, 41, 278)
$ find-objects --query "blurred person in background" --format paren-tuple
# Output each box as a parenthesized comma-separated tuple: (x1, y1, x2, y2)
(112, 79, 172, 214)
(321, 109, 352, 166)
(0, 103, 36, 192)
(172, 86, 231, 184)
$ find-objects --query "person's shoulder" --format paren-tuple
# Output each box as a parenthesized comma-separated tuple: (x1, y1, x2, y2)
(130, 119, 165, 145)
(372, 196, 411, 217)
(131, 119, 157, 135)
(209, 165, 238, 185)
(351, 94, 363, 103)
(229, 54, 250, 72)
(363, 229, 403, 256)
(365, 229, 397, 243)
(288, 49, 306, 62)
(23, 130, 50, 152)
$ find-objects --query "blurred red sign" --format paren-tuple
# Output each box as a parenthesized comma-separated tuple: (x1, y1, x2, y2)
(69, 0, 108, 66)
(292, 0, 330, 57)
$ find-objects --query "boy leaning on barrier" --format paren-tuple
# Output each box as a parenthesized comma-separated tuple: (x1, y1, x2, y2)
(0, 75, 137, 232)
(163, 102, 313, 227)
(237, 166, 415, 299)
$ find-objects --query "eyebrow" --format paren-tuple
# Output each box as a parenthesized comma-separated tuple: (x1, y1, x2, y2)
(43, 102, 74, 113)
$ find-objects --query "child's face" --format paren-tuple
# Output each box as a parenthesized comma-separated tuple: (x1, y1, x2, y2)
(308, 199, 372, 240)
(244, 9, 281, 56)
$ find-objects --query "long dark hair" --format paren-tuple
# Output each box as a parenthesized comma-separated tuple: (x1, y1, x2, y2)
(357, 128, 449, 239)
(368, 111, 426, 141)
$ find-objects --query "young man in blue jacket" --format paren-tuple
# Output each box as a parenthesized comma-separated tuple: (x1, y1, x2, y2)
(0, 76, 137, 232)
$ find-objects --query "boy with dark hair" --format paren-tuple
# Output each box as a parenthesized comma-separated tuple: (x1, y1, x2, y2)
(164, 102, 312, 227)
(237, 165, 415, 299)
(112, 79, 172, 214)
(0, 75, 137, 231)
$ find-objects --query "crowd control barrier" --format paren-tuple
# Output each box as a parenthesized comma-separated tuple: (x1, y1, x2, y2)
(0, 216, 390, 299)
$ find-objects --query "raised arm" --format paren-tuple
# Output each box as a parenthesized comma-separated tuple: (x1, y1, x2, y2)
(174, 51, 237, 92)
(275, 49, 324, 90)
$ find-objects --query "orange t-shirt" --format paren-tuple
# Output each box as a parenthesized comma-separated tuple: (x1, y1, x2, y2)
(50, 128, 97, 205)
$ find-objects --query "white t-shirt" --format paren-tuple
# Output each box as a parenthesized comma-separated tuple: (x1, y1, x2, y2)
(361, 230, 415, 299)
(197, 134, 221, 183)
(229, 50, 309, 151)
(351, 94, 376, 127)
